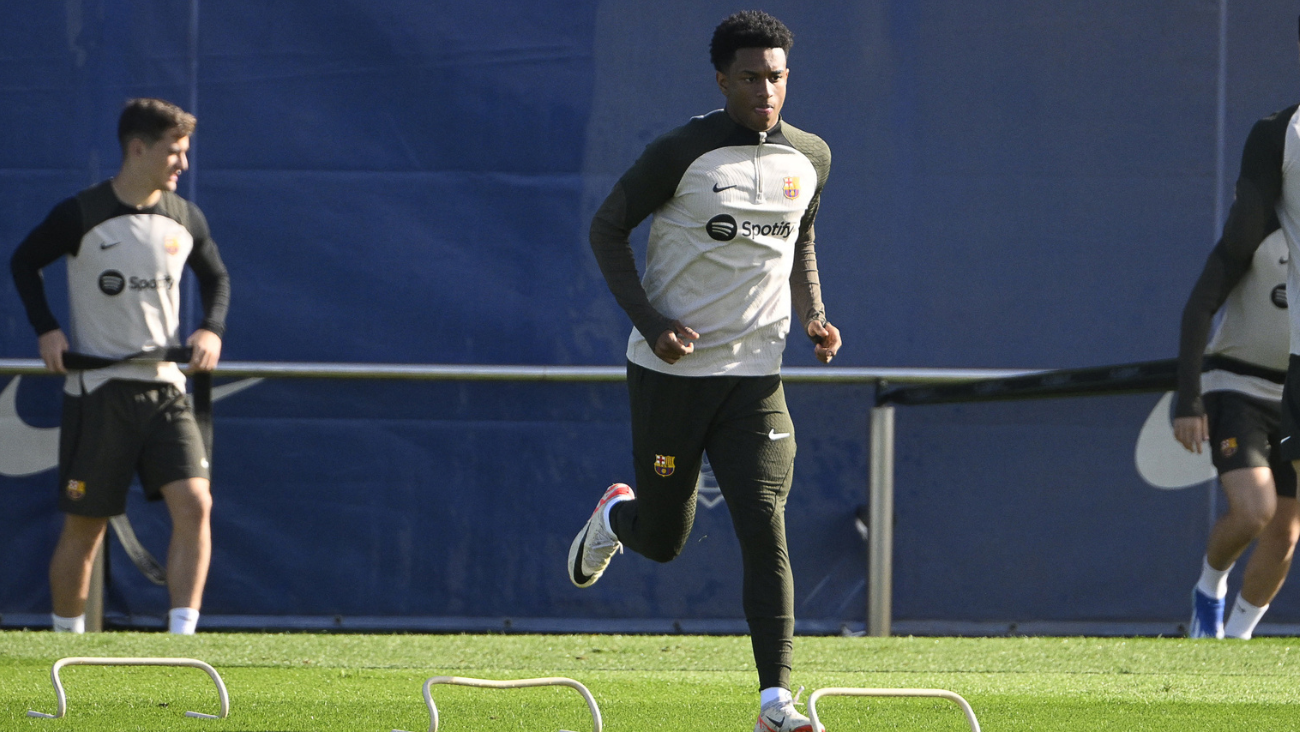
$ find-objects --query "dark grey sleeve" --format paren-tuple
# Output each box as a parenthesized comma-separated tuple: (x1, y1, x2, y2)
(782, 126, 832, 340)
(589, 134, 688, 343)
(1175, 110, 1290, 418)
(9, 197, 82, 336)
(789, 191, 827, 336)
(184, 204, 231, 338)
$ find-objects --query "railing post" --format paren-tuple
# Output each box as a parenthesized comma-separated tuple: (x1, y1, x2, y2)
(867, 403, 894, 637)
(86, 542, 105, 632)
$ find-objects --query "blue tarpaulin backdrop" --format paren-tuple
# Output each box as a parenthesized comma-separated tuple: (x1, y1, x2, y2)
(2, 1, 1299, 632)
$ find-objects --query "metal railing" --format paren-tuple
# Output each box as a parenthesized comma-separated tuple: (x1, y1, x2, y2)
(1, 359, 1033, 384)
(1, 359, 1039, 635)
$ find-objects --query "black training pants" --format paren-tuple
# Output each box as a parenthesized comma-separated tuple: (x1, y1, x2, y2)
(612, 361, 798, 691)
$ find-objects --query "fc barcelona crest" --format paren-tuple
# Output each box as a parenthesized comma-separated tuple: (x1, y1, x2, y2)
(1220, 438, 1238, 458)
(782, 176, 800, 200)
(164, 236, 180, 255)
(66, 480, 86, 501)
(654, 454, 676, 477)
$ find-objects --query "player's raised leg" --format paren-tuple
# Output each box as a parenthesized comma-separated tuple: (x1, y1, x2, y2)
(568, 364, 711, 587)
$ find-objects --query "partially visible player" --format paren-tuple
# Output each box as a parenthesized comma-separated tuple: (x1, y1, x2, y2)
(569, 11, 838, 732)
(9, 98, 230, 634)
(1175, 225, 1296, 639)
(1179, 14, 1300, 641)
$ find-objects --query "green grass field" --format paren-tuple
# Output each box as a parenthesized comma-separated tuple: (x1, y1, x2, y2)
(2, 631, 1300, 731)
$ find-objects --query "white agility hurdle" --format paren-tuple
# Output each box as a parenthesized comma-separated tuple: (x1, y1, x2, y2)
(807, 687, 981, 732)
(26, 656, 230, 720)
(392, 675, 602, 732)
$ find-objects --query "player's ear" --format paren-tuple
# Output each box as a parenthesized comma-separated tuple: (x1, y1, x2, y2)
(716, 69, 729, 95)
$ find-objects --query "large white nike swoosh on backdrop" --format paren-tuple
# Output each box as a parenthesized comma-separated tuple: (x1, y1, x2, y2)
(1133, 391, 1216, 489)
(0, 376, 263, 478)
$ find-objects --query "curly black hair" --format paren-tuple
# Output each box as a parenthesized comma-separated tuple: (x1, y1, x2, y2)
(709, 10, 794, 72)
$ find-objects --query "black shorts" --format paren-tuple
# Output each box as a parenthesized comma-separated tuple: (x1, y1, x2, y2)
(58, 380, 210, 517)
(1280, 354, 1300, 467)
(1210, 389, 1296, 498)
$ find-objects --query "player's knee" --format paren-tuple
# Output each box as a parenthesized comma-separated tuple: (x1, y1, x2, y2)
(164, 480, 212, 524)
(1286, 521, 1300, 548)
(1241, 505, 1274, 535)
(731, 509, 783, 547)
(1264, 516, 1300, 552)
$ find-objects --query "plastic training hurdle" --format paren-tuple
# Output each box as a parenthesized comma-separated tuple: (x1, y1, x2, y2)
(807, 686, 981, 732)
(392, 675, 602, 732)
(27, 656, 230, 720)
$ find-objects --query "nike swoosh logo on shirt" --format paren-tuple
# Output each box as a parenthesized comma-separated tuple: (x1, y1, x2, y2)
(768, 429, 791, 441)
(712, 183, 737, 193)
(100, 241, 120, 250)
(1284, 436, 1293, 444)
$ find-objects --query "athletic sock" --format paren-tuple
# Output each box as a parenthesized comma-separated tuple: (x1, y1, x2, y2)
(168, 607, 200, 635)
(1197, 556, 1232, 599)
(602, 493, 631, 535)
(1224, 594, 1269, 640)
(51, 613, 85, 633)
(760, 686, 792, 709)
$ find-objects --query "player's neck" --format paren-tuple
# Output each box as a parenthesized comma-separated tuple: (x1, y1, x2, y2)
(110, 172, 163, 210)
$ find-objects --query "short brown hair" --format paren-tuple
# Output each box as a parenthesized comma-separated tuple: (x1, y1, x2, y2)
(117, 98, 196, 151)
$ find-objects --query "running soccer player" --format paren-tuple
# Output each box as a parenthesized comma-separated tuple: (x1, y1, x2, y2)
(9, 98, 230, 635)
(569, 11, 839, 732)
(1176, 223, 1296, 639)
(1179, 15, 1300, 640)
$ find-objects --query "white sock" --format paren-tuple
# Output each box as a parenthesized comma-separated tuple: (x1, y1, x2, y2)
(1224, 594, 1269, 639)
(602, 494, 631, 533)
(760, 686, 792, 709)
(1197, 556, 1232, 599)
(168, 607, 200, 635)
(51, 613, 85, 634)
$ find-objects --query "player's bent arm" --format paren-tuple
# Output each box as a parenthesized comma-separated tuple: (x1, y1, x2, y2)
(185, 208, 231, 338)
(10, 197, 82, 338)
(590, 122, 723, 342)
(1174, 178, 1278, 419)
(789, 198, 827, 336)
(590, 187, 674, 342)
(1174, 112, 1286, 419)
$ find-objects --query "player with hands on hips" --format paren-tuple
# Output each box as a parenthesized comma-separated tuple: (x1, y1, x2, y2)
(9, 97, 230, 635)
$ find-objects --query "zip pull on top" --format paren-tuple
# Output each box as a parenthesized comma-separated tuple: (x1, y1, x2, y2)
(753, 131, 767, 203)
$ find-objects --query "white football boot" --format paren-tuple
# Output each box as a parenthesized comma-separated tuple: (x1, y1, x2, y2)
(568, 483, 634, 588)
(754, 699, 826, 732)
